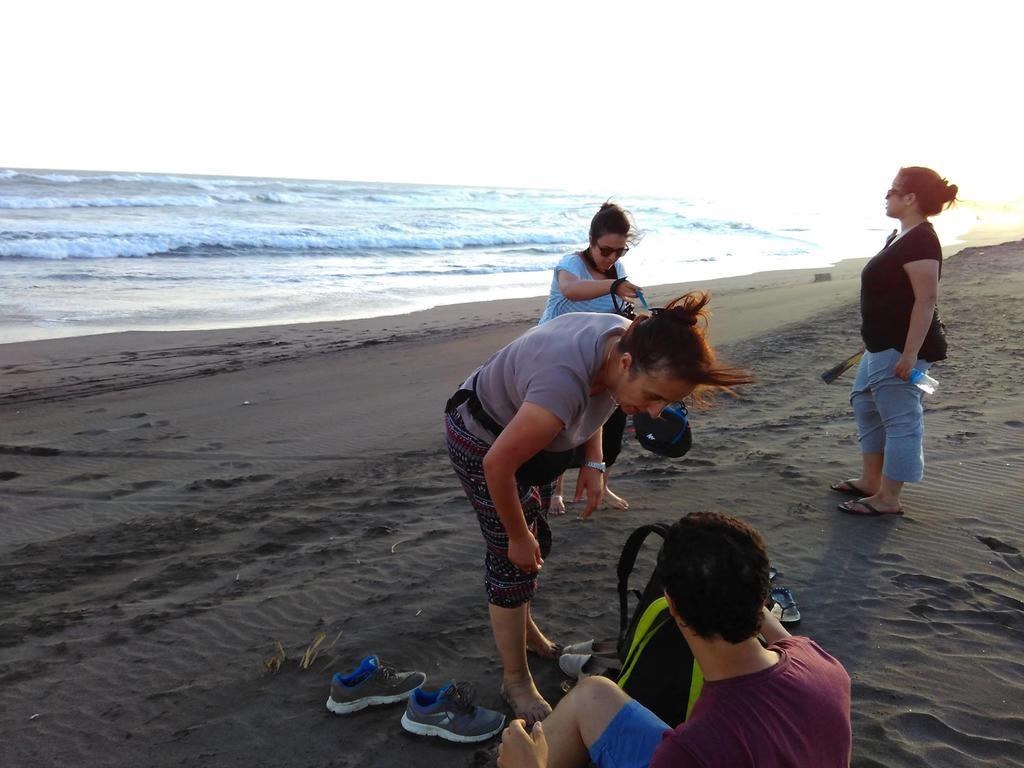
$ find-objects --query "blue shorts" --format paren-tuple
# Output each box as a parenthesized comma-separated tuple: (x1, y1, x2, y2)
(850, 348, 931, 482)
(588, 700, 671, 768)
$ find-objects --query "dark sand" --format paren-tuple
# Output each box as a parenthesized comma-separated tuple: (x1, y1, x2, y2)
(2, 240, 1022, 767)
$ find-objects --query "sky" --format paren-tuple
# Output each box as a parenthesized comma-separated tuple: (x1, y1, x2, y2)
(3, 1, 1022, 205)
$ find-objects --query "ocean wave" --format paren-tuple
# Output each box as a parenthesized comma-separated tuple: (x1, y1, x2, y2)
(681, 217, 771, 236)
(0, 168, 375, 195)
(0, 169, 277, 189)
(0, 194, 221, 210)
(0, 190, 318, 209)
(0, 228, 575, 260)
(0, 169, 549, 204)
(256, 191, 305, 204)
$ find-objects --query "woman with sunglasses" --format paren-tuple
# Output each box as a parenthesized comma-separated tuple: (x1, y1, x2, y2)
(833, 166, 958, 516)
(538, 202, 643, 514)
(445, 291, 751, 726)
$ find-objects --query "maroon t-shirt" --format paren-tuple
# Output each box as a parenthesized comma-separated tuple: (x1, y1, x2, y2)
(649, 637, 851, 768)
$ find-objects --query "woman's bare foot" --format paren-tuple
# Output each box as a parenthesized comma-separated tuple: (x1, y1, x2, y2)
(526, 613, 562, 659)
(500, 677, 552, 727)
(604, 486, 629, 510)
(549, 494, 566, 516)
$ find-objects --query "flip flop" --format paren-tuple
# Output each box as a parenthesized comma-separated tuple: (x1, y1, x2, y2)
(830, 480, 869, 496)
(769, 566, 778, 582)
(557, 652, 621, 680)
(837, 499, 904, 516)
(562, 638, 618, 656)
(768, 586, 801, 626)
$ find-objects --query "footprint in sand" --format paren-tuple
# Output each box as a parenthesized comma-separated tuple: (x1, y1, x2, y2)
(785, 502, 818, 520)
(74, 428, 109, 436)
(873, 552, 907, 565)
(107, 480, 172, 498)
(185, 474, 273, 491)
(778, 466, 817, 484)
(0, 471, 22, 481)
(59, 473, 110, 484)
(976, 535, 1020, 555)
(0, 446, 61, 456)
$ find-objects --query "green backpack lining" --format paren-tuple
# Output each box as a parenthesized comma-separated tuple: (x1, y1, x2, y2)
(617, 596, 704, 721)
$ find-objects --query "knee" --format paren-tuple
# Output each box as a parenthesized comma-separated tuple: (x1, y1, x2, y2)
(881, 409, 924, 439)
(570, 676, 630, 719)
(573, 676, 620, 701)
(567, 677, 632, 748)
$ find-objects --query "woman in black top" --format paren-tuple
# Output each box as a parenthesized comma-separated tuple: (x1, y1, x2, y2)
(833, 167, 958, 515)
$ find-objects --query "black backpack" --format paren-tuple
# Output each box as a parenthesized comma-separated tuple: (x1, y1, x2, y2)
(614, 523, 703, 727)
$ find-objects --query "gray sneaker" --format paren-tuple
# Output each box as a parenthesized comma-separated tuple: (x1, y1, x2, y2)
(401, 681, 506, 743)
(326, 655, 426, 714)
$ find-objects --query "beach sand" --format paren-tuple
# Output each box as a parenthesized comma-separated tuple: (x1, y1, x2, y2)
(2, 236, 1022, 767)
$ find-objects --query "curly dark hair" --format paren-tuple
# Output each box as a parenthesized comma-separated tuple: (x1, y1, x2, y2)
(656, 512, 771, 643)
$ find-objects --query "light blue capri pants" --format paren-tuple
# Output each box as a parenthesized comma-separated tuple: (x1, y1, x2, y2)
(851, 348, 932, 483)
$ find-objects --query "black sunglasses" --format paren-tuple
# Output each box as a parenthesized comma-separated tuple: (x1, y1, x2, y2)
(886, 188, 908, 198)
(596, 244, 630, 259)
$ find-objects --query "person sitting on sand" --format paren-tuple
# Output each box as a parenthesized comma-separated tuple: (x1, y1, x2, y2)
(833, 166, 959, 516)
(445, 294, 751, 726)
(538, 202, 644, 515)
(497, 512, 852, 768)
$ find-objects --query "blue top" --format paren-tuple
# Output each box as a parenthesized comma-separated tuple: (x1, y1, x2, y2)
(538, 252, 627, 325)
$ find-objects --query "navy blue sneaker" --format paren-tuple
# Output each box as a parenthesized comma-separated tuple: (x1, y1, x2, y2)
(326, 655, 426, 714)
(401, 681, 505, 743)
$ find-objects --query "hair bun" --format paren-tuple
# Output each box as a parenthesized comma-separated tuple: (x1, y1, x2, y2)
(945, 183, 959, 202)
(674, 310, 699, 327)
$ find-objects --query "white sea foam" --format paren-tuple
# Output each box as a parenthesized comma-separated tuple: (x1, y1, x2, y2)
(2, 168, 364, 194)
(1, 169, 266, 188)
(0, 226, 575, 259)
(256, 192, 305, 204)
(1, 169, 874, 342)
(0, 194, 221, 210)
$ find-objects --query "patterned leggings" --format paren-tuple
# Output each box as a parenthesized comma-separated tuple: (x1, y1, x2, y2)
(445, 409, 554, 608)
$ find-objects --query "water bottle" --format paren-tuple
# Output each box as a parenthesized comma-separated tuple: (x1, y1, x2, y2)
(909, 369, 939, 394)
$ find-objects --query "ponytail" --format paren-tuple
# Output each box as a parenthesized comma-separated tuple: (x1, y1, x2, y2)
(898, 166, 959, 217)
(617, 291, 753, 404)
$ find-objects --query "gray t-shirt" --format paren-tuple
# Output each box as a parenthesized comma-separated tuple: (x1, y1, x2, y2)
(457, 312, 630, 452)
